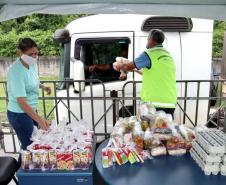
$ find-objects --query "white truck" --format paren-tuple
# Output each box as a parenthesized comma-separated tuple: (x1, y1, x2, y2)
(53, 14, 213, 136)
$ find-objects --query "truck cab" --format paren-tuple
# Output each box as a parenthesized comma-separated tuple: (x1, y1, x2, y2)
(53, 14, 213, 136)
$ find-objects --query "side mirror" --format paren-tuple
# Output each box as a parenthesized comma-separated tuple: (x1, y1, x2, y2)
(71, 58, 85, 92)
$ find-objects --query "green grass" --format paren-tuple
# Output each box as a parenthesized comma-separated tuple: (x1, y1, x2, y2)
(0, 76, 58, 123)
(38, 76, 59, 121)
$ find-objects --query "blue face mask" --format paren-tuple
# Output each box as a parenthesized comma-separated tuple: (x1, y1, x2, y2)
(21, 54, 38, 66)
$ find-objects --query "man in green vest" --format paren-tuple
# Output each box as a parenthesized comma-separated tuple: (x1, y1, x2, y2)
(113, 29, 177, 116)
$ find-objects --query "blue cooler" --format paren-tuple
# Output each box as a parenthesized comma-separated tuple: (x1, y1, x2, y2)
(17, 137, 96, 185)
(17, 166, 93, 185)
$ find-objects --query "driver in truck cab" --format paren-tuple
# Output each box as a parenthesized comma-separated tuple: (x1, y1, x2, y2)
(88, 44, 128, 80)
(113, 29, 177, 117)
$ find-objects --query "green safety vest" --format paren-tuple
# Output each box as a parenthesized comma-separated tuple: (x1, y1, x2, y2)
(141, 47, 177, 108)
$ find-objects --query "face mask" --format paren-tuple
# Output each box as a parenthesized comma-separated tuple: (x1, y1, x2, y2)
(21, 54, 38, 66)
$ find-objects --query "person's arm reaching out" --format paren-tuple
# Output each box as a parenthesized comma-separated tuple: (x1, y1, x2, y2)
(113, 60, 136, 71)
(113, 52, 151, 72)
(89, 64, 111, 72)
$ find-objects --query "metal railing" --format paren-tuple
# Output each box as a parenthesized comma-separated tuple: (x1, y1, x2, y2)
(0, 79, 226, 153)
(121, 80, 226, 128)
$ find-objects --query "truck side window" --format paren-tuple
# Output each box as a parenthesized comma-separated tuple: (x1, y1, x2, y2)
(75, 38, 130, 83)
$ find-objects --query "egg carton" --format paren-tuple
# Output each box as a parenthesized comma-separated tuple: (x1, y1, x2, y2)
(220, 164, 226, 176)
(192, 141, 222, 163)
(190, 148, 220, 175)
(223, 156, 226, 165)
(196, 131, 226, 155)
(206, 129, 226, 146)
(211, 129, 226, 142)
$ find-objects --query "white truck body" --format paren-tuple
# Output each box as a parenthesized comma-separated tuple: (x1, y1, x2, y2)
(55, 14, 213, 136)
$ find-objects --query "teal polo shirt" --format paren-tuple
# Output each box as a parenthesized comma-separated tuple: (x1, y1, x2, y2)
(7, 58, 40, 113)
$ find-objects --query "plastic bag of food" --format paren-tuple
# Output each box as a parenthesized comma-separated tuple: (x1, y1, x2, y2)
(166, 136, 187, 156)
(84, 143, 93, 164)
(115, 57, 129, 78)
(141, 120, 149, 131)
(32, 150, 43, 169)
(131, 149, 144, 163)
(118, 148, 128, 164)
(121, 117, 134, 133)
(129, 116, 138, 125)
(57, 152, 74, 170)
(111, 119, 125, 138)
(102, 148, 113, 168)
(132, 123, 144, 150)
(73, 149, 81, 169)
(122, 148, 137, 164)
(140, 150, 153, 160)
(138, 102, 156, 125)
(178, 125, 196, 150)
(151, 144, 167, 156)
(49, 149, 57, 170)
(152, 111, 173, 140)
(144, 129, 154, 150)
(21, 150, 32, 170)
(80, 149, 90, 170)
(133, 121, 142, 131)
(153, 111, 168, 128)
(112, 149, 123, 165)
(41, 150, 50, 171)
(124, 133, 133, 146)
(111, 127, 124, 148)
(179, 125, 195, 141)
(153, 128, 172, 141)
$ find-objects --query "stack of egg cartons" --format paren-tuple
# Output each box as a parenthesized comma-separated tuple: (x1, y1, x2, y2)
(190, 129, 226, 175)
(223, 155, 226, 175)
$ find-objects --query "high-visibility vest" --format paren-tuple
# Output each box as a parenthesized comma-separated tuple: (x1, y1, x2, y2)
(141, 47, 177, 108)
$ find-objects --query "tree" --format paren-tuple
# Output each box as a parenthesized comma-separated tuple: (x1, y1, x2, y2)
(212, 20, 226, 58)
(0, 16, 225, 58)
(0, 14, 85, 57)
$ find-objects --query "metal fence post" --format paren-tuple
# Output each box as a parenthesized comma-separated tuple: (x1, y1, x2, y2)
(0, 116, 3, 149)
(111, 90, 118, 126)
(224, 107, 226, 132)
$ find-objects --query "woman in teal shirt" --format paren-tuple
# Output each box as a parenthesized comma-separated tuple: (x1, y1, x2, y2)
(7, 38, 50, 151)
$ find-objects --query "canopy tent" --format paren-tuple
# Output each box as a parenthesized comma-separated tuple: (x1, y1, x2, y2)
(1, 0, 226, 22)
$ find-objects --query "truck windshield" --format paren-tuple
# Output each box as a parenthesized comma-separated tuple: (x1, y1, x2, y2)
(75, 38, 130, 83)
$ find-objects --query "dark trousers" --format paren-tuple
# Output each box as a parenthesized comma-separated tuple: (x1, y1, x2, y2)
(7, 110, 38, 150)
(7, 110, 38, 166)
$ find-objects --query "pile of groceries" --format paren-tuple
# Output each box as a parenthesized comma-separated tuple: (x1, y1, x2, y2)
(21, 120, 94, 171)
(102, 102, 196, 168)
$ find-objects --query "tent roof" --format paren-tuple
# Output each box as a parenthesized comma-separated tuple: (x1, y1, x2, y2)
(1, 0, 226, 22)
